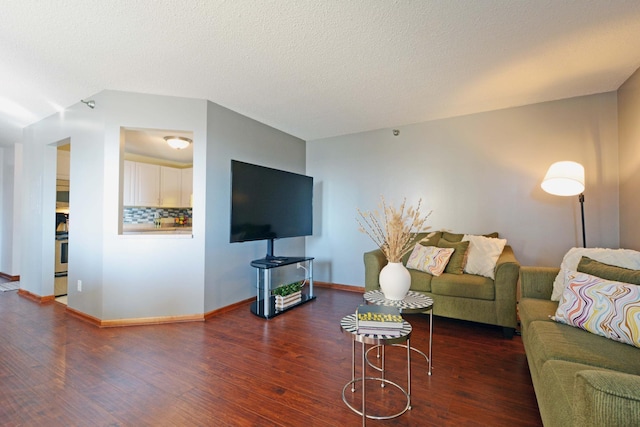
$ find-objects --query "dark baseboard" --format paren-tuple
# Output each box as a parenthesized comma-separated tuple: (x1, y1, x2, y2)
(0, 272, 20, 281)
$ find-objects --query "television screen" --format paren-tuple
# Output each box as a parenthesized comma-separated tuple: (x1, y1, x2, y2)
(230, 160, 313, 245)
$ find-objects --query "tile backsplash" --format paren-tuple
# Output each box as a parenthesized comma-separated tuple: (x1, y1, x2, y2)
(123, 207, 192, 224)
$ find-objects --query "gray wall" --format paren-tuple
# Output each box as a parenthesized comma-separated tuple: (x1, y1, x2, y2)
(204, 101, 307, 312)
(618, 67, 640, 250)
(306, 93, 620, 286)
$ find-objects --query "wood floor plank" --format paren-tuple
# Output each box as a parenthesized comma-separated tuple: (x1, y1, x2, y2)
(0, 286, 542, 426)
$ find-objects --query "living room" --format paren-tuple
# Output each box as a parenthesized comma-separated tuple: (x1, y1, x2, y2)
(1, 2, 640, 425)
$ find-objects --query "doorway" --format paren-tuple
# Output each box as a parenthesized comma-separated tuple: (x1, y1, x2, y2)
(55, 142, 70, 305)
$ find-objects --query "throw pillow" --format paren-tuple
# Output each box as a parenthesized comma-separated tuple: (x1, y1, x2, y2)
(577, 256, 640, 285)
(437, 239, 470, 274)
(406, 245, 454, 276)
(442, 231, 499, 242)
(461, 234, 507, 279)
(552, 271, 640, 348)
(550, 248, 640, 301)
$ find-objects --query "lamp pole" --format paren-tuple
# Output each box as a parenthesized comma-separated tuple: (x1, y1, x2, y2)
(579, 193, 585, 248)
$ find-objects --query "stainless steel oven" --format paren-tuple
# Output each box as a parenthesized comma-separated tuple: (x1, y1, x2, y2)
(55, 232, 68, 296)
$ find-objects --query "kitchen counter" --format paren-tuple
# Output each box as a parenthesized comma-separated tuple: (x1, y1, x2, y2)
(123, 224, 193, 235)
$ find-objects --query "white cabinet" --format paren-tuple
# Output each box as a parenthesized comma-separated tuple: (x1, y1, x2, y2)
(123, 161, 191, 207)
(135, 163, 161, 207)
(57, 150, 70, 180)
(123, 161, 136, 206)
(181, 168, 193, 207)
(160, 166, 181, 207)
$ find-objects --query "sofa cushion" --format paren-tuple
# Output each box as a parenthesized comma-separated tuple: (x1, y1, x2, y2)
(431, 273, 495, 300)
(408, 269, 432, 292)
(437, 239, 469, 275)
(462, 234, 507, 279)
(525, 320, 640, 378)
(401, 232, 442, 264)
(552, 271, 640, 348)
(406, 245, 453, 276)
(518, 297, 558, 333)
(551, 247, 640, 301)
(577, 256, 640, 285)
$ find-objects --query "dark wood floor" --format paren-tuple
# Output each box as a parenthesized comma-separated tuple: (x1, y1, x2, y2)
(0, 285, 542, 426)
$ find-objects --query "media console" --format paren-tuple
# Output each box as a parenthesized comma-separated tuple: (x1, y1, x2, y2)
(250, 257, 315, 319)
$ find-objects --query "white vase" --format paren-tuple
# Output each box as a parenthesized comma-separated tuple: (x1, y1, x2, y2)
(379, 262, 411, 300)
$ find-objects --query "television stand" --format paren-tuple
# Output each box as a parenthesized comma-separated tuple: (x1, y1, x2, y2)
(250, 257, 315, 319)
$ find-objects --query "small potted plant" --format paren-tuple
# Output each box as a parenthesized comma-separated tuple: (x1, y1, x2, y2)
(273, 281, 304, 310)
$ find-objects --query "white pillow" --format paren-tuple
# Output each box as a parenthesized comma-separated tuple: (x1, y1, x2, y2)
(406, 245, 454, 276)
(461, 235, 507, 279)
(550, 247, 640, 301)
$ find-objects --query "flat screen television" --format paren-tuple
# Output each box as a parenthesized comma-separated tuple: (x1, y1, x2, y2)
(230, 160, 313, 259)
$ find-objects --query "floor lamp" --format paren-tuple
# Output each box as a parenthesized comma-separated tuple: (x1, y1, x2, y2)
(541, 161, 586, 248)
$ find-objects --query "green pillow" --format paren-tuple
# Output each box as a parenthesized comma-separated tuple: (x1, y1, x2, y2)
(437, 238, 470, 275)
(577, 256, 640, 285)
(441, 231, 464, 242)
(441, 231, 499, 242)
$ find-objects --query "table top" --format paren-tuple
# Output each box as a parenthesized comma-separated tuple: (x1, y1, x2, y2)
(340, 313, 411, 345)
(363, 290, 434, 314)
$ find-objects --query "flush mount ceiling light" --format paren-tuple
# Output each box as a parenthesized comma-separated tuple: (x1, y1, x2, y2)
(164, 136, 192, 150)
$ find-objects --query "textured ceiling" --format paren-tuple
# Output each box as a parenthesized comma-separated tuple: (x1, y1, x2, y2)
(1, 0, 640, 146)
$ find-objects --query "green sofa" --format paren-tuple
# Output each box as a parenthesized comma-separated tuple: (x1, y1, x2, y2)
(519, 266, 640, 427)
(364, 231, 520, 337)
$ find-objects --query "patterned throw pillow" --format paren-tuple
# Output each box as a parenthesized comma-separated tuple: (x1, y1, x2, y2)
(406, 245, 454, 276)
(552, 271, 640, 348)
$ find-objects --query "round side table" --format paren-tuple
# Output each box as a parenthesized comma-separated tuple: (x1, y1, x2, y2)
(340, 313, 412, 426)
(363, 290, 433, 375)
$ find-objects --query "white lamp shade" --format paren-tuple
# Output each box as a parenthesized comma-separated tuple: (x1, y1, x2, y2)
(541, 161, 585, 196)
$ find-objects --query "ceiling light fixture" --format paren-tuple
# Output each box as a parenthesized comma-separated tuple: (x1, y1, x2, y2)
(164, 136, 192, 150)
(81, 99, 95, 109)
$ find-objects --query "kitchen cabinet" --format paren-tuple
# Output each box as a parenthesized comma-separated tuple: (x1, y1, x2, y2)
(123, 161, 136, 206)
(135, 162, 161, 207)
(160, 166, 181, 207)
(181, 168, 193, 207)
(123, 161, 191, 207)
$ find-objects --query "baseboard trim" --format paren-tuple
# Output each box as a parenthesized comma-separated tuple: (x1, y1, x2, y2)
(99, 313, 205, 328)
(314, 281, 364, 293)
(204, 297, 254, 320)
(18, 289, 55, 303)
(20, 282, 363, 327)
(0, 272, 20, 281)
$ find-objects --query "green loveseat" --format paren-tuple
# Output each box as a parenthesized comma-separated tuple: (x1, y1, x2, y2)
(364, 231, 520, 337)
(519, 267, 640, 427)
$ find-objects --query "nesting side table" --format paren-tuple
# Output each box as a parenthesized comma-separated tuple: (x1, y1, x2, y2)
(363, 290, 434, 375)
(340, 314, 413, 426)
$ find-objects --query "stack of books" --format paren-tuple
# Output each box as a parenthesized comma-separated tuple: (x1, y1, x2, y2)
(356, 304, 404, 337)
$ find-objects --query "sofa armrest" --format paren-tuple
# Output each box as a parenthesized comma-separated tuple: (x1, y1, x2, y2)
(364, 249, 387, 291)
(573, 370, 640, 427)
(493, 245, 520, 328)
(520, 266, 559, 300)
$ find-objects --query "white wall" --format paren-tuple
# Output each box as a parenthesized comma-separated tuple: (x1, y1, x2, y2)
(306, 93, 620, 286)
(0, 144, 21, 277)
(618, 66, 640, 250)
(20, 90, 307, 321)
(203, 101, 307, 312)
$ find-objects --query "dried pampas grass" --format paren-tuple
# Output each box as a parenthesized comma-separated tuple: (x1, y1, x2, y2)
(357, 196, 433, 263)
